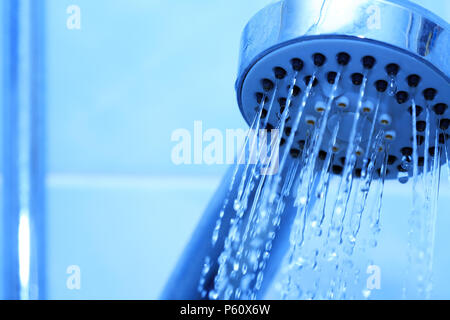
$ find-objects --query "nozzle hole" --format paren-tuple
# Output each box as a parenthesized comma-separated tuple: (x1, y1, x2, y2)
(418, 157, 425, 167)
(416, 121, 426, 132)
(351, 73, 364, 85)
(327, 71, 337, 84)
(407, 74, 421, 87)
(256, 92, 268, 104)
(428, 147, 436, 157)
(332, 165, 343, 175)
(284, 127, 292, 136)
(387, 155, 398, 165)
(304, 76, 319, 87)
(337, 52, 351, 66)
(415, 135, 425, 146)
(408, 105, 423, 117)
(396, 91, 409, 104)
(401, 147, 413, 156)
(440, 119, 450, 130)
(289, 85, 301, 97)
(433, 103, 448, 115)
(385, 63, 400, 76)
(291, 58, 304, 71)
(375, 80, 388, 92)
(290, 148, 300, 158)
(262, 79, 274, 92)
(298, 140, 306, 150)
(313, 53, 326, 67)
(318, 150, 327, 160)
(362, 56, 376, 69)
(274, 67, 287, 80)
(261, 109, 268, 119)
(423, 88, 438, 101)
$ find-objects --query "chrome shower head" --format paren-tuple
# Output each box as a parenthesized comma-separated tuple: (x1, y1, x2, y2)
(163, 1, 450, 301)
(236, 0, 450, 179)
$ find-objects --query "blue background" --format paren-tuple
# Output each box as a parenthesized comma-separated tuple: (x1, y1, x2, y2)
(1, 0, 449, 299)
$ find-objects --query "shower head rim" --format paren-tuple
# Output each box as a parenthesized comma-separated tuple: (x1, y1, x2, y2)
(382, 0, 450, 28)
(236, 0, 450, 116)
(236, 36, 449, 180)
(235, 0, 449, 180)
(235, 34, 450, 125)
(247, 0, 450, 33)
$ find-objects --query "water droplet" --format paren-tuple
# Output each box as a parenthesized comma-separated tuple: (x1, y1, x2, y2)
(295, 257, 306, 268)
(398, 172, 409, 184)
(233, 199, 241, 211)
(208, 290, 219, 300)
(299, 196, 307, 205)
(327, 251, 337, 262)
(388, 76, 397, 96)
(369, 239, 378, 248)
(242, 264, 248, 275)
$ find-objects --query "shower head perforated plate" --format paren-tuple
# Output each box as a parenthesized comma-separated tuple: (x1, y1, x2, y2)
(236, 0, 450, 180)
(239, 38, 449, 179)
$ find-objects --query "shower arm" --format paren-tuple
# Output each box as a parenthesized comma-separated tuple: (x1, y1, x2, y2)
(161, 165, 298, 299)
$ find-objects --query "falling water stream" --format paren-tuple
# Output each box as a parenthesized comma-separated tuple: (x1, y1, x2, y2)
(198, 68, 447, 300)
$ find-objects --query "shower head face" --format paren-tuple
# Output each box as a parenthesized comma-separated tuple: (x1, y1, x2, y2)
(236, 0, 450, 180)
(240, 38, 449, 179)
